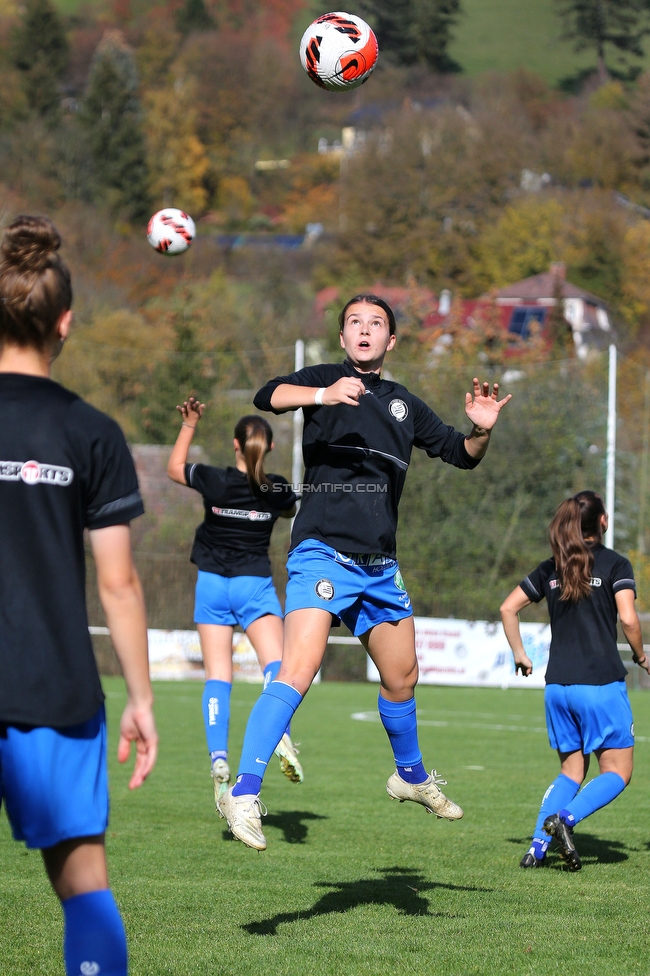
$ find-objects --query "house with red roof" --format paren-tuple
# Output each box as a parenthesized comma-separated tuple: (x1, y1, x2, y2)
(314, 264, 611, 359)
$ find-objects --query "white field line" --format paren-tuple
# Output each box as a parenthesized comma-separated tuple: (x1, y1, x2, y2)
(351, 710, 650, 741)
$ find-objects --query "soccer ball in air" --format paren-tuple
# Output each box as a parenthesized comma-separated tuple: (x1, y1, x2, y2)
(147, 208, 196, 255)
(299, 12, 378, 92)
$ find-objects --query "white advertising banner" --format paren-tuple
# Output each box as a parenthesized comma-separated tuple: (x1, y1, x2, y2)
(146, 630, 266, 682)
(366, 616, 551, 689)
(145, 630, 321, 683)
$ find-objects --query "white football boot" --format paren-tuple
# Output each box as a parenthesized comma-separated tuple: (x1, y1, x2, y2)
(211, 758, 231, 808)
(274, 733, 304, 783)
(217, 787, 267, 851)
(386, 769, 464, 820)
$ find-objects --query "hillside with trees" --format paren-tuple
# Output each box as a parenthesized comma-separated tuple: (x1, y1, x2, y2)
(3, 0, 650, 624)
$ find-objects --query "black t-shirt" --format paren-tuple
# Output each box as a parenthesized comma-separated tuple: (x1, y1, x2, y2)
(0, 374, 144, 727)
(254, 360, 480, 557)
(184, 463, 296, 577)
(520, 544, 635, 685)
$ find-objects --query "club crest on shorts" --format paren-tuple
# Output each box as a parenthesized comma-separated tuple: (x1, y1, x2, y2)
(388, 398, 408, 422)
(394, 569, 406, 591)
(315, 578, 335, 601)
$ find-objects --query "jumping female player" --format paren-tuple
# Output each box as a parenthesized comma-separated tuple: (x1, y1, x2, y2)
(217, 293, 511, 850)
(0, 215, 157, 975)
(500, 490, 650, 871)
(168, 404, 300, 802)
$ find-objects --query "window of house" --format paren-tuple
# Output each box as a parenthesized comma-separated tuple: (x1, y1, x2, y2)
(508, 306, 547, 339)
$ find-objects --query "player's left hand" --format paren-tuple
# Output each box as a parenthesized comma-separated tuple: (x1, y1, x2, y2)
(513, 652, 533, 677)
(465, 379, 512, 431)
(118, 703, 158, 790)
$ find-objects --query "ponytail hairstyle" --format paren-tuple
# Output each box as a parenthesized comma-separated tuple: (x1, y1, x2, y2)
(0, 215, 72, 353)
(338, 294, 397, 336)
(234, 415, 273, 493)
(548, 490, 606, 602)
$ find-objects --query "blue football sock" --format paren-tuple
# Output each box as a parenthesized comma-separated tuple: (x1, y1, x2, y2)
(233, 773, 263, 796)
(533, 773, 580, 842)
(63, 889, 127, 976)
(560, 772, 626, 827)
(263, 661, 291, 736)
(235, 681, 302, 791)
(202, 680, 231, 757)
(377, 695, 426, 783)
(529, 837, 550, 860)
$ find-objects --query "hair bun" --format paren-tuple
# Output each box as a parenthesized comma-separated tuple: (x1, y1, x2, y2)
(1, 215, 61, 273)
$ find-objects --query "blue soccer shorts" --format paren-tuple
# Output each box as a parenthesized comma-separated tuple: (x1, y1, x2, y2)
(194, 571, 283, 630)
(544, 681, 634, 754)
(0, 705, 109, 849)
(284, 538, 413, 637)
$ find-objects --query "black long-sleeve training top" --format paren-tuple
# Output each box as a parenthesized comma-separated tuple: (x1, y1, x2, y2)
(253, 360, 480, 557)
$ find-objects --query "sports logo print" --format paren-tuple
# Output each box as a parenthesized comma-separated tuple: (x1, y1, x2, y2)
(211, 506, 272, 521)
(80, 964, 101, 976)
(0, 459, 74, 486)
(394, 569, 406, 592)
(315, 578, 335, 601)
(389, 399, 408, 422)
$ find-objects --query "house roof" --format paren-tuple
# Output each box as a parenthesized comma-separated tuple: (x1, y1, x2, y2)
(493, 271, 607, 307)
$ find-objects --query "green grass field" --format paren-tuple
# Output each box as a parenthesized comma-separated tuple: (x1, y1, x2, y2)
(2, 680, 650, 975)
(449, 0, 599, 83)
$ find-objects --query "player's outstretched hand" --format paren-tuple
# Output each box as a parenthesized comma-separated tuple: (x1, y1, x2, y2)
(465, 378, 512, 431)
(118, 702, 158, 790)
(176, 395, 205, 425)
(513, 652, 533, 677)
(323, 376, 366, 406)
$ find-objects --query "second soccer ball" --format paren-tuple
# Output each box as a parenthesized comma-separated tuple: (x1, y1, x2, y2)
(147, 209, 196, 255)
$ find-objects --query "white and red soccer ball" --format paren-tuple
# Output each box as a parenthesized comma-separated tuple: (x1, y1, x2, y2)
(147, 208, 196, 255)
(300, 12, 378, 92)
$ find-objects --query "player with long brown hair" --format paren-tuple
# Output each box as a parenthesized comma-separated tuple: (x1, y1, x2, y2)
(0, 214, 157, 976)
(168, 404, 300, 802)
(501, 490, 650, 871)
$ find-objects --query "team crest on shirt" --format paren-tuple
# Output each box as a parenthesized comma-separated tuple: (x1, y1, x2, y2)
(388, 399, 408, 422)
(315, 578, 335, 601)
(0, 459, 73, 486)
(549, 579, 560, 590)
(590, 577, 602, 587)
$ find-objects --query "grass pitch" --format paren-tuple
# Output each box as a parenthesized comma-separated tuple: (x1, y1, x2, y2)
(2, 680, 650, 975)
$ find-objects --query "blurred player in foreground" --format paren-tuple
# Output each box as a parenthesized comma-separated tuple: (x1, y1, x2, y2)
(0, 215, 157, 976)
(168, 405, 300, 800)
(217, 293, 511, 850)
(500, 490, 650, 871)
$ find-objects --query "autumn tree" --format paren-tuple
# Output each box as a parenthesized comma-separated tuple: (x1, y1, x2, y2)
(80, 31, 150, 220)
(140, 307, 207, 443)
(144, 78, 210, 214)
(13, 0, 68, 116)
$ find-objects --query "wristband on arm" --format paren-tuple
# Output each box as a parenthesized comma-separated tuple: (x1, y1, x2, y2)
(314, 387, 326, 406)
